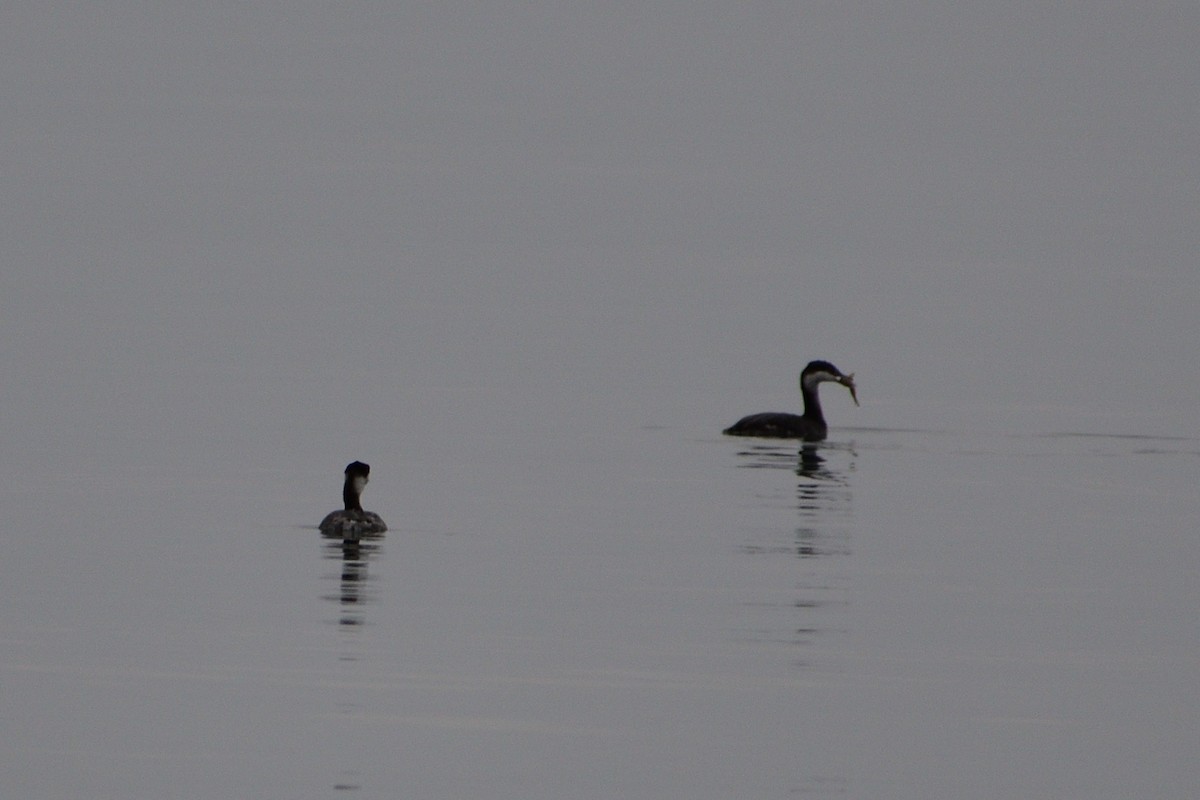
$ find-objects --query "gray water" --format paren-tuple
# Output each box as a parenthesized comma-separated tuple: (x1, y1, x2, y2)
(2, 5, 1198, 799)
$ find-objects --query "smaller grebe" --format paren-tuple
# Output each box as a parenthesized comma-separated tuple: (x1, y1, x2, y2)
(723, 360, 858, 441)
(319, 461, 387, 537)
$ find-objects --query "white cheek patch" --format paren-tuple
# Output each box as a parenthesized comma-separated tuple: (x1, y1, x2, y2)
(353, 476, 369, 494)
(802, 370, 839, 390)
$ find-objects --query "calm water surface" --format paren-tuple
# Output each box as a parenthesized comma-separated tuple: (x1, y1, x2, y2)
(3, 6, 1198, 797)
(2, 417, 1195, 799)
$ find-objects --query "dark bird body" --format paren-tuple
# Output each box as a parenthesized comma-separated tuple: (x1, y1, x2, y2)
(319, 461, 388, 537)
(723, 360, 858, 441)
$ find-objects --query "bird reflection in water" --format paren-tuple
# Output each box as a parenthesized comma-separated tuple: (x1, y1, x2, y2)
(322, 530, 384, 628)
(732, 442, 856, 558)
(794, 444, 854, 558)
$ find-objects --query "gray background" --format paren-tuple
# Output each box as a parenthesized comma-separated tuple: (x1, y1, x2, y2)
(2, 4, 1197, 798)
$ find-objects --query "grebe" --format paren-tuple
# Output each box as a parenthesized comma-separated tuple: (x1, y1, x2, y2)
(319, 461, 387, 537)
(723, 360, 858, 440)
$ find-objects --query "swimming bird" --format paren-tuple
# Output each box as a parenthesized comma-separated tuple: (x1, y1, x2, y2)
(319, 461, 388, 537)
(723, 360, 858, 440)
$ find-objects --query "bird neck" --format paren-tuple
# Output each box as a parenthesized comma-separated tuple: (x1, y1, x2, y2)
(800, 381, 826, 422)
(342, 481, 364, 512)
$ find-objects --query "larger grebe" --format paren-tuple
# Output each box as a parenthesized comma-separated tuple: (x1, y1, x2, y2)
(723, 360, 858, 440)
(319, 461, 388, 537)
